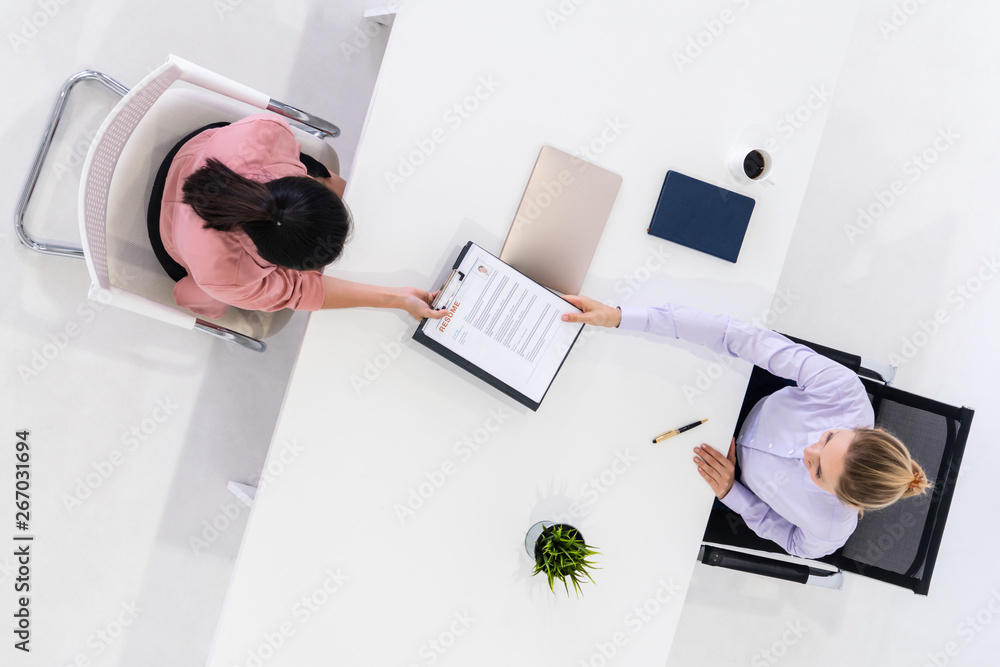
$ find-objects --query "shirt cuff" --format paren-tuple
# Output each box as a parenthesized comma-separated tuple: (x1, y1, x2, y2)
(617, 306, 650, 331)
(719, 480, 753, 515)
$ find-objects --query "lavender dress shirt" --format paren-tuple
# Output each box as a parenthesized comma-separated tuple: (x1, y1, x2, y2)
(618, 303, 874, 558)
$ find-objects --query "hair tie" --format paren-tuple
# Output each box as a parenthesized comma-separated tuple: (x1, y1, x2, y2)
(907, 472, 923, 492)
(275, 209, 284, 226)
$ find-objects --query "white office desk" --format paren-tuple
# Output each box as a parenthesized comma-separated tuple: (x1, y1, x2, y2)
(207, 3, 861, 665)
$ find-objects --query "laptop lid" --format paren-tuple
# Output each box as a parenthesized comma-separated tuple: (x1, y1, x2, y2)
(499, 145, 622, 295)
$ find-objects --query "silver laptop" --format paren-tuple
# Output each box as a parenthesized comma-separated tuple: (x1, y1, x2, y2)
(500, 145, 623, 295)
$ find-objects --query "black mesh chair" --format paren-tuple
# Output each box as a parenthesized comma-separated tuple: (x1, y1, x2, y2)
(698, 335, 974, 595)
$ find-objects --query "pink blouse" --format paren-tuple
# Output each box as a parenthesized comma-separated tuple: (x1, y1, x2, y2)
(159, 114, 325, 319)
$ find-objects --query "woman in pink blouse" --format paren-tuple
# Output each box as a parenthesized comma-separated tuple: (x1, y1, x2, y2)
(157, 114, 444, 321)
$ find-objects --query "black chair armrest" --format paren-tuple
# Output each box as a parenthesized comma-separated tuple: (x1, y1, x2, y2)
(699, 545, 811, 584)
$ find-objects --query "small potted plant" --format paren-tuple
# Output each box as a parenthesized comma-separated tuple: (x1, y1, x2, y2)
(525, 521, 599, 596)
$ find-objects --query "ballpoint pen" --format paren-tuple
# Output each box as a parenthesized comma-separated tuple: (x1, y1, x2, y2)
(652, 419, 708, 443)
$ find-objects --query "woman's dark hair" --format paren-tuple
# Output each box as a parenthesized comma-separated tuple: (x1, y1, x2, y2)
(182, 158, 351, 271)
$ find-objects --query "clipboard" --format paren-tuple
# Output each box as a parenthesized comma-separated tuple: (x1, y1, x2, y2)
(413, 242, 585, 411)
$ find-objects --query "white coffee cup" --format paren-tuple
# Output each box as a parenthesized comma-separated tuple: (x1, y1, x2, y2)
(727, 146, 774, 184)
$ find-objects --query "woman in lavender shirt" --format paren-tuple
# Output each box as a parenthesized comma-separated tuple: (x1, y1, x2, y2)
(562, 296, 930, 559)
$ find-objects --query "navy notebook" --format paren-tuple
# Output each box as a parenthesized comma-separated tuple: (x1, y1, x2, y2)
(647, 171, 755, 263)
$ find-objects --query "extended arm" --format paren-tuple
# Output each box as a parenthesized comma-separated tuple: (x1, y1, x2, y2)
(321, 276, 445, 320)
(563, 296, 856, 394)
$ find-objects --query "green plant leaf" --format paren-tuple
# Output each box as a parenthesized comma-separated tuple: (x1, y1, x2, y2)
(530, 525, 600, 595)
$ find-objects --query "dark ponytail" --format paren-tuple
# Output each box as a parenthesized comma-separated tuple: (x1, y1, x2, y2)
(182, 158, 351, 271)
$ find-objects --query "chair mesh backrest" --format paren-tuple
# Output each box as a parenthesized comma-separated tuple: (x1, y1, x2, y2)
(839, 398, 949, 577)
(81, 69, 179, 289)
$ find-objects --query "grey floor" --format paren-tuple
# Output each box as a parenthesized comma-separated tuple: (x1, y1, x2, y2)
(1, 2, 998, 666)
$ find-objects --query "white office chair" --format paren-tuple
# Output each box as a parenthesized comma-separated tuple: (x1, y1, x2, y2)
(16, 55, 342, 352)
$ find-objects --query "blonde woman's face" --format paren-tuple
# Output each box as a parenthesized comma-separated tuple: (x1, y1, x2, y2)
(803, 429, 853, 495)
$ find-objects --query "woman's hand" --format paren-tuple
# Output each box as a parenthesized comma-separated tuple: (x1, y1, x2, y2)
(396, 287, 447, 321)
(694, 438, 737, 499)
(560, 294, 621, 327)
